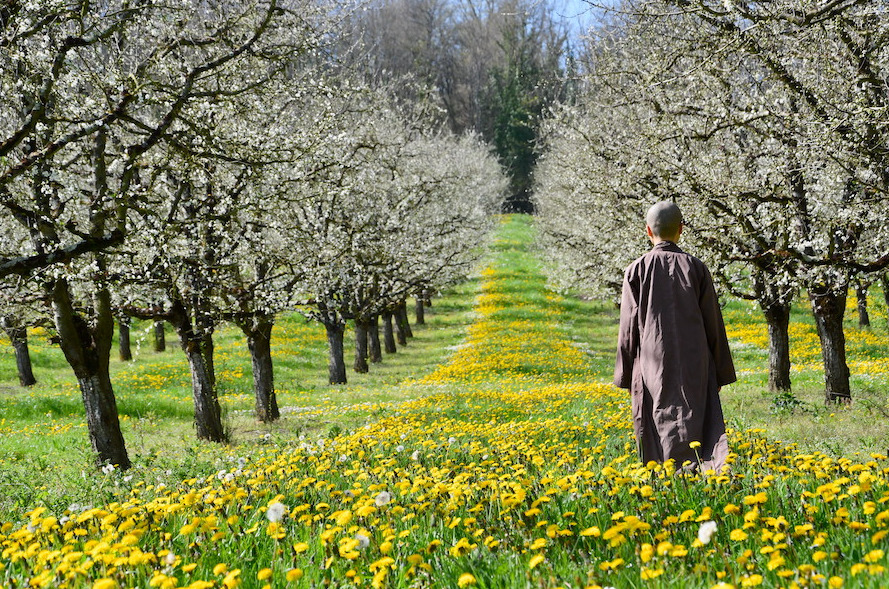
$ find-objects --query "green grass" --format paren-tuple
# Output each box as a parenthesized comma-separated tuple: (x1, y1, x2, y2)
(2, 216, 889, 498)
(2, 214, 889, 589)
(0, 275, 480, 518)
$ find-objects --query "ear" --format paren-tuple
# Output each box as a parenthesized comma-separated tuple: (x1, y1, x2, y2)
(646, 224, 654, 238)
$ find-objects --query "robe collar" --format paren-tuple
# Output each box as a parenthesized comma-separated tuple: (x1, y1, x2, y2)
(652, 240, 682, 253)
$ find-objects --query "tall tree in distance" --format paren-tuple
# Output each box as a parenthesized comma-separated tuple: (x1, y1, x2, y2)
(349, 0, 570, 212)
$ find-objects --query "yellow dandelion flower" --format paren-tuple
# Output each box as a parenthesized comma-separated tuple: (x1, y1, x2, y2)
(257, 568, 273, 581)
(286, 569, 303, 582)
(640, 567, 664, 580)
(529, 554, 545, 569)
(457, 573, 476, 587)
(729, 529, 748, 541)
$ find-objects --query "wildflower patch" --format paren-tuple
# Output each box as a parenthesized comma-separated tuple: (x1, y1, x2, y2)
(1, 216, 889, 588)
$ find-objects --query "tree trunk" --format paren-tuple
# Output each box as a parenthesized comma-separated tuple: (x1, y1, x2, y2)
(170, 300, 226, 442)
(51, 279, 130, 469)
(354, 319, 370, 374)
(198, 322, 216, 391)
(368, 315, 383, 363)
(398, 301, 414, 338)
(883, 274, 889, 331)
(325, 320, 347, 384)
(809, 286, 851, 404)
(154, 320, 166, 352)
(415, 296, 425, 325)
(118, 316, 132, 361)
(394, 305, 408, 346)
(183, 341, 226, 441)
(2, 319, 36, 387)
(382, 311, 397, 354)
(761, 300, 792, 393)
(856, 279, 870, 328)
(244, 316, 278, 423)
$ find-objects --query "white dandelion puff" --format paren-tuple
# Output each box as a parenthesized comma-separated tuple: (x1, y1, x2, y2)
(698, 520, 718, 544)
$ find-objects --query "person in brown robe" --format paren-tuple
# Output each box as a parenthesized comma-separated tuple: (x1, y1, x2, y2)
(614, 201, 736, 472)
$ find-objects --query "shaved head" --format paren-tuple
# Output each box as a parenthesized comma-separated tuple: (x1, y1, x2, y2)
(646, 201, 683, 240)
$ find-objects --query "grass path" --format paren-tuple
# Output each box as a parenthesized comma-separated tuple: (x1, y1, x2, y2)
(2, 216, 889, 588)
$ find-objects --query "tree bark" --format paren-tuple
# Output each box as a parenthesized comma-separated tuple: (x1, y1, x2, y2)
(398, 300, 414, 338)
(200, 329, 216, 391)
(809, 286, 852, 404)
(856, 279, 870, 328)
(354, 319, 370, 374)
(394, 304, 408, 346)
(170, 299, 226, 442)
(883, 274, 889, 331)
(368, 315, 382, 363)
(761, 300, 792, 393)
(325, 320, 348, 384)
(382, 311, 397, 353)
(415, 296, 425, 325)
(242, 315, 278, 423)
(51, 279, 130, 469)
(118, 316, 133, 361)
(1, 319, 36, 387)
(154, 320, 166, 352)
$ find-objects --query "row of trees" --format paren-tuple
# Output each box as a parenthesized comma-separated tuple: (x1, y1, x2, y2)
(0, 0, 505, 469)
(535, 0, 889, 403)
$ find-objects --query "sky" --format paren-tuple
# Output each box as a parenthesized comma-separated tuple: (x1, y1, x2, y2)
(551, 0, 619, 44)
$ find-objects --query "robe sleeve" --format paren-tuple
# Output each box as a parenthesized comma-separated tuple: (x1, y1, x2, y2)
(614, 267, 639, 389)
(698, 265, 736, 387)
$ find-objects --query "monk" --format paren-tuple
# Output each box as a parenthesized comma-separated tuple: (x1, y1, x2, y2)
(614, 201, 736, 472)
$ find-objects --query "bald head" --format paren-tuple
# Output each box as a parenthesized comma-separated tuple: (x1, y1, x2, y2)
(646, 201, 683, 242)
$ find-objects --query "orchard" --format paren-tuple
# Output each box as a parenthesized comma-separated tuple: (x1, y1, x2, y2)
(2, 1, 889, 588)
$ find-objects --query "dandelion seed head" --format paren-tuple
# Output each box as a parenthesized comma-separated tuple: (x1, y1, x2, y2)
(266, 502, 287, 522)
(698, 520, 718, 544)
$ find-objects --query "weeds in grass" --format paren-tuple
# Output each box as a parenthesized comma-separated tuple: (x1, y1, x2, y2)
(1, 216, 889, 588)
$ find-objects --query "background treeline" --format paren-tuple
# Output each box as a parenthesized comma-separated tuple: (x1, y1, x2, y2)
(535, 0, 889, 405)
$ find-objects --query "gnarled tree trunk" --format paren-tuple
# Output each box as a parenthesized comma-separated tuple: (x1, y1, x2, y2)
(398, 300, 413, 338)
(883, 274, 889, 331)
(118, 316, 132, 361)
(394, 305, 408, 346)
(154, 320, 166, 352)
(239, 314, 278, 423)
(809, 286, 851, 404)
(762, 301, 792, 393)
(368, 315, 382, 363)
(415, 296, 425, 325)
(382, 311, 397, 354)
(51, 279, 130, 469)
(325, 319, 347, 384)
(354, 318, 370, 374)
(855, 279, 870, 328)
(2, 318, 36, 387)
(170, 299, 226, 442)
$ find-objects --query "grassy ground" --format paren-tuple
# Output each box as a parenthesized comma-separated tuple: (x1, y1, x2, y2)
(0, 271, 480, 519)
(1, 215, 889, 589)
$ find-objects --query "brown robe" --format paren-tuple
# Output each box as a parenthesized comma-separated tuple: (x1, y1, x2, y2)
(614, 241, 736, 472)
